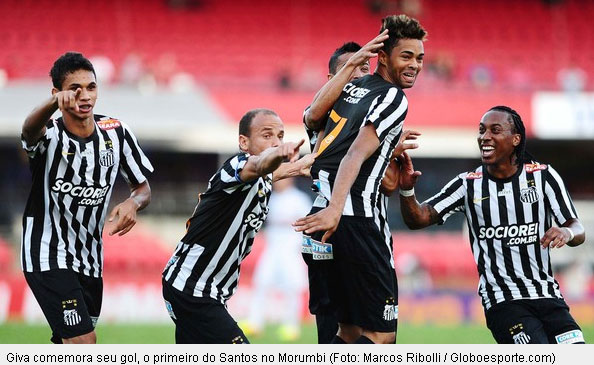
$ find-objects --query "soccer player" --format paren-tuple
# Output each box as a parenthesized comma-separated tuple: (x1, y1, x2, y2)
(302, 35, 419, 344)
(398, 106, 586, 344)
(162, 108, 314, 344)
(21, 52, 153, 344)
(294, 15, 427, 344)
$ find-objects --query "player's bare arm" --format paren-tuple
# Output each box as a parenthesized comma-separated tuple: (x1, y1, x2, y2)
(304, 30, 389, 131)
(273, 153, 316, 182)
(540, 218, 586, 249)
(380, 129, 421, 196)
(398, 151, 440, 229)
(22, 89, 82, 145)
(108, 180, 151, 236)
(240, 140, 304, 182)
(294, 124, 380, 242)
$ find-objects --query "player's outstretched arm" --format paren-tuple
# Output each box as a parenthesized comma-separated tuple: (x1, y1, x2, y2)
(273, 153, 316, 182)
(540, 218, 585, 249)
(398, 151, 440, 229)
(380, 129, 421, 196)
(22, 89, 81, 145)
(304, 30, 389, 131)
(294, 124, 380, 242)
(108, 180, 151, 236)
(240, 140, 304, 182)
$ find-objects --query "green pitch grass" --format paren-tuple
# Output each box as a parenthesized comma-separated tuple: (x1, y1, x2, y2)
(1, 322, 593, 344)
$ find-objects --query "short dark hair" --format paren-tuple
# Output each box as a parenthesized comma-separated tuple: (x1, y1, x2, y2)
(238, 108, 278, 137)
(328, 42, 362, 75)
(380, 14, 427, 55)
(487, 105, 533, 165)
(50, 52, 96, 89)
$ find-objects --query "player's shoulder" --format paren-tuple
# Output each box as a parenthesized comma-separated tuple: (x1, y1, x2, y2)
(95, 115, 125, 131)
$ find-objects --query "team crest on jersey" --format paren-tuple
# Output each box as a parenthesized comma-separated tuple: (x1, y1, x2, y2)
(99, 148, 115, 167)
(97, 119, 121, 130)
(466, 172, 483, 179)
(520, 186, 539, 204)
(62, 299, 82, 326)
(524, 163, 547, 173)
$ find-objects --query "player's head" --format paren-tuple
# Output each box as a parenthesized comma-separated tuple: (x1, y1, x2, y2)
(328, 42, 370, 81)
(238, 108, 284, 155)
(478, 106, 527, 167)
(377, 14, 426, 89)
(50, 52, 98, 119)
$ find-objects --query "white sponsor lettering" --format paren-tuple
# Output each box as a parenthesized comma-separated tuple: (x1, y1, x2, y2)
(51, 179, 111, 206)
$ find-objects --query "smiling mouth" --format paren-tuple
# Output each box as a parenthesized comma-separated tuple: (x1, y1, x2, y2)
(402, 72, 416, 82)
(481, 145, 495, 158)
(78, 105, 92, 113)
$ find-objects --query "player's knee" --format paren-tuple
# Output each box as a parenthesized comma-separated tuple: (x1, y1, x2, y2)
(337, 323, 362, 343)
(63, 330, 96, 344)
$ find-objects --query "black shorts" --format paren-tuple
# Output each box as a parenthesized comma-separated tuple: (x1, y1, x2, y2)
(323, 215, 396, 333)
(162, 280, 249, 344)
(485, 298, 584, 344)
(24, 269, 102, 344)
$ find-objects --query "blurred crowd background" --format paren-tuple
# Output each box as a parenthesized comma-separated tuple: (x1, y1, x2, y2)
(0, 0, 593, 340)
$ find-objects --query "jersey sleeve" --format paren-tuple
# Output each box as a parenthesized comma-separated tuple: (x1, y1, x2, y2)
(217, 152, 251, 192)
(543, 165, 579, 225)
(118, 122, 154, 185)
(20, 119, 54, 159)
(423, 174, 467, 224)
(362, 87, 408, 143)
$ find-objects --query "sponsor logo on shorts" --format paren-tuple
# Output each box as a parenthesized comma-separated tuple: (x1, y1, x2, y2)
(99, 148, 115, 167)
(301, 236, 312, 254)
(311, 239, 333, 260)
(164, 300, 177, 320)
(520, 186, 539, 204)
(555, 330, 584, 344)
(231, 335, 246, 344)
(90, 316, 99, 328)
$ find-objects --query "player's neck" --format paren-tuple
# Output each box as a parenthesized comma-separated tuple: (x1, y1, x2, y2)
(486, 162, 518, 180)
(376, 65, 395, 85)
(62, 113, 95, 138)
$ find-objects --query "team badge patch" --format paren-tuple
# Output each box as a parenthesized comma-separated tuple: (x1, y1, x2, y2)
(99, 148, 115, 167)
(520, 186, 539, 204)
(509, 323, 531, 344)
(383, 297, 396, 321)
(97, 119, 121, 130)
(62, 299, 82, 326)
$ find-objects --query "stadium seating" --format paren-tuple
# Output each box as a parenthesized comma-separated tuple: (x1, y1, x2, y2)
(1, 0, 592, 90)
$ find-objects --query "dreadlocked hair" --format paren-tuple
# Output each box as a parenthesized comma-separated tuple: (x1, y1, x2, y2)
(488, 105, 534, 165)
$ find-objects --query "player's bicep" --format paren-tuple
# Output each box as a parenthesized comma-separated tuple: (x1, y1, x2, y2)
(238, 155, 263, 182)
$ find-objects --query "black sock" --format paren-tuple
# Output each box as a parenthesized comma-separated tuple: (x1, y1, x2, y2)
(354, 335, 374, 344)
(330, 335, 347, 344)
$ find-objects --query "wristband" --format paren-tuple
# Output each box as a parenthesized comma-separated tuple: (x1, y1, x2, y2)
(564, 227, 575, 242)
(399, 188, 415, 197)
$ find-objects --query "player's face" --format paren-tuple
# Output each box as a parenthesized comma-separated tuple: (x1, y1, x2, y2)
(384, 38, 424, 89)
(328, 52, 371, 81)
(56, 69, 98, 119)
(477, 111, 521, 166)
(245, 113, 285, 155)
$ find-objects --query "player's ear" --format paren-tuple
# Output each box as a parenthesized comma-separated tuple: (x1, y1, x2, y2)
(238, 134, 249, 152)
(51, 87, 59, 95)
(378, 49, 388, 67)
(512, 134, 521, 147)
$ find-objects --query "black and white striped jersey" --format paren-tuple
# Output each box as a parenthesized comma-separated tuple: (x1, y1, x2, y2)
(21, 115, 153, 278)
(310, 74, 407, 218)
(425, 162, 579, 310)
(163, 152, 272, 303)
